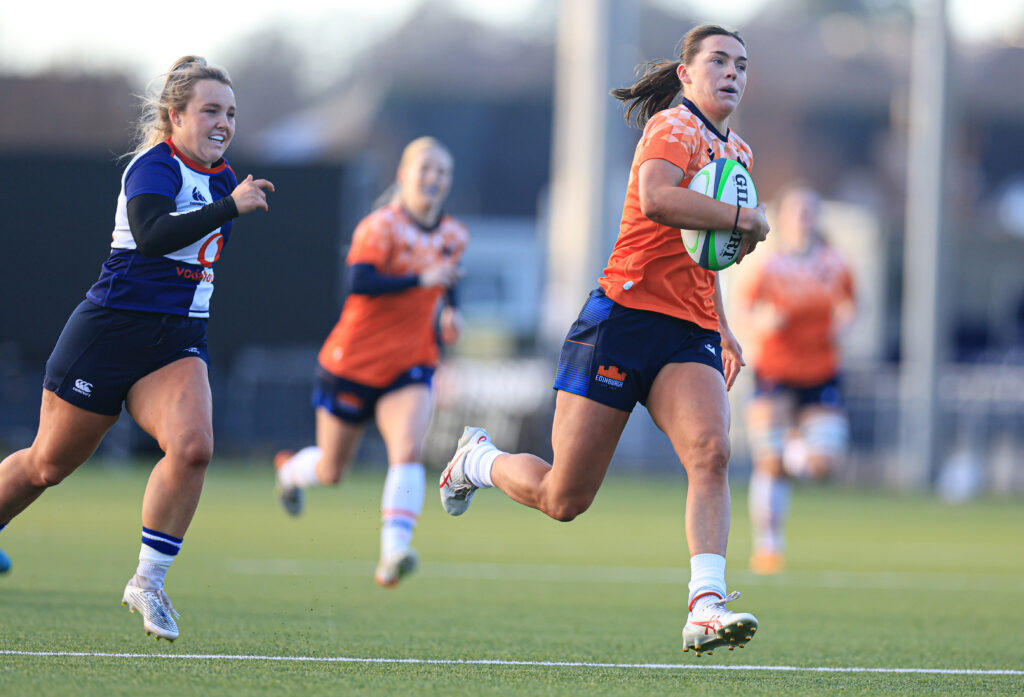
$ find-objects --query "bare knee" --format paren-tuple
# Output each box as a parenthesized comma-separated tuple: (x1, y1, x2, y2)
(26, 458, 75, 488)
(316, 453, 353, 485)
(319, 465, 344, 485)
(683, 432, 731, 479)
(164, 431, 213, 469)
(540, 491, 594, 522)
(23, 444, 87, 488)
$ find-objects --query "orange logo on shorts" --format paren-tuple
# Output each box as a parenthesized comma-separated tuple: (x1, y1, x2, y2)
(595, 365, 626, 388)
(597, 365, 626, 381)
(337, 392, 364, 410)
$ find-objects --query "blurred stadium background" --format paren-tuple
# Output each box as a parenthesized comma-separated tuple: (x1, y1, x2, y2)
(2, 0, 1024, 501)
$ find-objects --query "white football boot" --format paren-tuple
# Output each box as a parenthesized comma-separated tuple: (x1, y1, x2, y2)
(374, 548, 419, 588)
(122, 580, 181, 642)
(682, 591, 758, 656)
(439, 427, 490, 515)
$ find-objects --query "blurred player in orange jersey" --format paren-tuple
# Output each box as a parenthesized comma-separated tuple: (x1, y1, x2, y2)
(439, 25, 771, 656)
(734, 185, 857, 575)
(274, 137, 467, 587)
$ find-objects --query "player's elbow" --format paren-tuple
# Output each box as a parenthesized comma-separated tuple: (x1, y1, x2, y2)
(639, 190, 670, 224)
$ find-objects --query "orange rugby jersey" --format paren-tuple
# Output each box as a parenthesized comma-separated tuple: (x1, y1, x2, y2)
(600, 99, 754, 330)
(318, 202, 468, 387)
(739, 242, 855, 385)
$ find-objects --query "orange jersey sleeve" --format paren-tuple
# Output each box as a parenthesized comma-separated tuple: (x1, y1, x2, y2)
(600, 101, 754, 330)
(318, 203, 469, 387)
(744, 243, 855, 385)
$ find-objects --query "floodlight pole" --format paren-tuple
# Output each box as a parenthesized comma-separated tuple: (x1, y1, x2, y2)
(899, 0, 950, 489)
(543, 0, 638, 347)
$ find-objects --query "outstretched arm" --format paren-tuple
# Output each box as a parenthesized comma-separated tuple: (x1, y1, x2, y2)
(348, 261, 459, 296)
(127, 174, 274, 258)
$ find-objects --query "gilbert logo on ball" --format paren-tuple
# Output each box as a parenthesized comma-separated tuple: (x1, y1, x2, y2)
(681, 158, 757, 270)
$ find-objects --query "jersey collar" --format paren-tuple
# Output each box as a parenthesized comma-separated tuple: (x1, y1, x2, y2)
(396, 202, 444, 232)
(165, 139, 228, 174)
(680, 98, 730, 143)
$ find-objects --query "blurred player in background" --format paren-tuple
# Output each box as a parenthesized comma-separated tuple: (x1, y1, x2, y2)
(0, 56, 274, 640)
(733, 184, 856, 574)
(274, 137, 466, 588)
(438, 25, 770, 656)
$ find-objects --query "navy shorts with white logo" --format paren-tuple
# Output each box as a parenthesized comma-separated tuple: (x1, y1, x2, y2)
(553, 288, 724, 412)
(312, 364, 434, 425)
(43, 300, 210, 415)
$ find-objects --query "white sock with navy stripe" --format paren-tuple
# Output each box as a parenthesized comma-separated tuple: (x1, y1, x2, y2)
(136, 527, 182, 590)
(380, 463, 424, 558)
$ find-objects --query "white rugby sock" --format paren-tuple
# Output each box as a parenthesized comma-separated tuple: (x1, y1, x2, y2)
(380, 463, 425, 558)
(748, 470, 790, 552)
(135, 541, 177, 590)
(277, 446, 323, 489)
(688, 553, 727, 607)
(463, 442, 500, 488)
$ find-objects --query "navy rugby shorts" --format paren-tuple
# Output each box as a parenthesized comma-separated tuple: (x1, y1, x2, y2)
(753, 373, 844, 409)
(43, 300, 209, 415)
(553, 288, 724, 412)
(312, 364, 434, 425)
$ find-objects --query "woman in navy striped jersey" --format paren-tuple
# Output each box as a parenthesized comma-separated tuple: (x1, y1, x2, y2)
(0, 56, 273, 641)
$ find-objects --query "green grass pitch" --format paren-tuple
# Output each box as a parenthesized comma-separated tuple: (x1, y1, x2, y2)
(1, 460, 1022, 696)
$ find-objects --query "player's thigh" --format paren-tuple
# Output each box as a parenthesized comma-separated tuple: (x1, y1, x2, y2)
(376, 383, 433, 463)
(315, 406, 364, 470)
(646, 362, 730, 468)
(547, 390, 630, 499)
(33, 389, 119, 472)
(125, 356, 213, 458)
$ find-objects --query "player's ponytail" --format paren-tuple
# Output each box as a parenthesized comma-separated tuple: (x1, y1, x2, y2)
(610, 24, 744, 128)
(127, 55, 233, 158)
(610, 59, 683, 129)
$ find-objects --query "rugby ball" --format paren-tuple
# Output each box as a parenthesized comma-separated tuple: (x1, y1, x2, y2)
(681, 158, 757, 271)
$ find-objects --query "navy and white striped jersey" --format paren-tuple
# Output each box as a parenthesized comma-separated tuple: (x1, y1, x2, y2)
(86, 140, 238, 318)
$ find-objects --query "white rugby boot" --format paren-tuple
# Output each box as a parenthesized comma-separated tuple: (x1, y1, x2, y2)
(682, 591, 758, 656)
(274, 450, 305, 517)
(439, 427, 490, 516)
(374, 548, 419, 588)
(122, 579, 181, 641)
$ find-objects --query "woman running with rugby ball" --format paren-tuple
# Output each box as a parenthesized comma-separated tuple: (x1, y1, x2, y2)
(439, 24, 769, 656)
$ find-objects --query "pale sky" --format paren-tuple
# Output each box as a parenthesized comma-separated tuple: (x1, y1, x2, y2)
(1, 0, 1021, 85)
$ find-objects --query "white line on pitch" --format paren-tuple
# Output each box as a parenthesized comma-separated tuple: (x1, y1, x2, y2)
(223, 558, 1024, 592)
(0, 650, 1021, 676)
